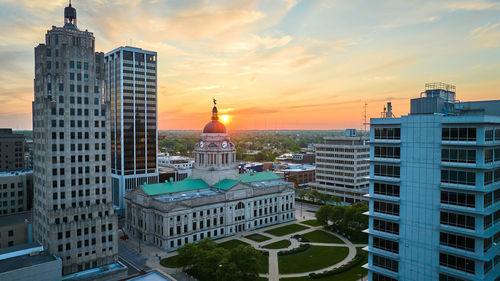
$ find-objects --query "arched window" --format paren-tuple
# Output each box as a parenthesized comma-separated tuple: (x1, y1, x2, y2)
(235, 202, 245, 210)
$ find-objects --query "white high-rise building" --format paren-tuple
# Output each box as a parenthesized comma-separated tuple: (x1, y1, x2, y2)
(104, 46, 159, 212)
(366, 83, 500, 281)
(311, 130, 369, 203)
(32, 3, 117, 274)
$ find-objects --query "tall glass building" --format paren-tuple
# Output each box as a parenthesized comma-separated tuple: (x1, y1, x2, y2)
(366, 83, 500, 281)
(104, 47, 158, 212)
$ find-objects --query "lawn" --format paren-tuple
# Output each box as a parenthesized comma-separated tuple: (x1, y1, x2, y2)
(278, 248, 367, 280)
(159, 255, 182, 268)
(245, 233, 272, 242)
(301, 230, 344, 244)
(218, 239, 249, 249)
(300, 219, 323, 227)
(278, 246, 349, 274)
(257, 253, 269, 274)
(264, 224, 309, 237)
(262, 239, 291, 249)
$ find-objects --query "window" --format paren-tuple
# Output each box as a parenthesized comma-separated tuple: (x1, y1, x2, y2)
(440, 211, 475, 230)
(374, 201, 399, 216)
(442, 127, 476, 141)
(374, 164, 400, 178)
(373, 273, 397, 281)
(373, 254, 398, 272)
(440, 232, 475, 252)
(441, 169, 476, 186)
(374, 127, 401, 140)
(374, 182, 400, 197)
(440, 191, 475, 208)
(439, 253, 475, 274)
(373, 236, 399, 253)
(374, 146, 400, 159)
(441, 149, 475, 163)
(485, 129, 494, 141)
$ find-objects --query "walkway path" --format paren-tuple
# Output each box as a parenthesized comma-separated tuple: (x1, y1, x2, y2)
(139, 207, 366, 281)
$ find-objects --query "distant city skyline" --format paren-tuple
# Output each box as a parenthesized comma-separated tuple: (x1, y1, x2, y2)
(1, 0, 499, 130)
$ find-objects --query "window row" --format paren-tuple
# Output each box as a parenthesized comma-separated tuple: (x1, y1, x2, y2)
(373, 236, 399, 254)
(374, 128, 401, 140)
(441, 149, 475, 164)
(373, 254, 398, 272)
(374, 164, 400, 178)
(374, 146, 400, 159)
(440, 232, 475, 252)
(441, 169, 475, 186)
(442, 128, 476, 142)
(374, 182, 400, 197)
(439, 252, 475, 274)
(373, 219, 399, 235)
(440, 190, 475, 208)
(440, 211, 475, 230)
(374, 201, 400, 216)
(373, 273, 397, 281)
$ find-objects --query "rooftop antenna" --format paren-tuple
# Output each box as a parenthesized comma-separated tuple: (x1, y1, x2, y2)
(362, 102, 369, 132)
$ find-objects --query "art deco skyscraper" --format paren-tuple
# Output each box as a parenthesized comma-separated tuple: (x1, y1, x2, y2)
(105, 47, 158, 212)
(32, 3, 118, 274)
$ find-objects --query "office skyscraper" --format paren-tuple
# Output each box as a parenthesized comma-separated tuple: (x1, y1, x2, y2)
(105, 47, 158, 211)
(32, 3, 117, 274)
(311, 129, 369, 203)
(366, 83, 500, 281)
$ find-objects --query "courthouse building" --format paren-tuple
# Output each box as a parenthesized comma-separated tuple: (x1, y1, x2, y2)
(125, 103, 296, 251)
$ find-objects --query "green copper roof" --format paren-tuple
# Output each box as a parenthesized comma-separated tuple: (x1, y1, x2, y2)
(141, 171, 281, 196)
(213, 179, 239, 190)
(239, 171, 280, 183)
(141, 178, 210, 196)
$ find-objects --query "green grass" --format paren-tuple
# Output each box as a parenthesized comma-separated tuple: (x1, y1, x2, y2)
(245, 233, 272, 242)
(217, 239, 249, 249)
(278, 246, 349, 274)
(159, 255, 182, 268)
(278, 248, 367, 281)
(264, 224, 309, 237)
(301, 230, 344, 244)
(257, 253, 269, 274)
(262, 239, 291, 249)
(256, 277, 268, 281)
(300, 219, 323, 227)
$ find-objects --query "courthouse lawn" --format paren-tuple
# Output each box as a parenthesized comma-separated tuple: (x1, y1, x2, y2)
(300, 219, 323, 227)
(301, 230, 344, 244)
(262, 239, 291, 249)
(245, 233, 272, 242)
(264, 224, 309, 236)
(279, 248, 367, 280)
(278, 246, 349, 274)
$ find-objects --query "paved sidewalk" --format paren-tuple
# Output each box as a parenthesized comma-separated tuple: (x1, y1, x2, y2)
(138, 206, 363, 280)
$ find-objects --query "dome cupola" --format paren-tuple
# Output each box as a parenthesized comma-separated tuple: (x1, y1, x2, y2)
(203, 98, 226, 134)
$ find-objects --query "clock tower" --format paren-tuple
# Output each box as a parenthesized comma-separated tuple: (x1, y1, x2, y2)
(191, 102, 239, 185)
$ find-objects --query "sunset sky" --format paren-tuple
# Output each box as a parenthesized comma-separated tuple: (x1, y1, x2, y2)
(0, 0, 499, 130)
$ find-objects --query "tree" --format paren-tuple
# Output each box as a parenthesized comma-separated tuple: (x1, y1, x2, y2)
(174, 238, 261, 281)
(305, 189, 320, 203)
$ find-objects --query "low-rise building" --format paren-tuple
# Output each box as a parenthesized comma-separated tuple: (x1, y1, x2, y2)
(0, 129, 25, 172)
(291, 152, 315, 164)
(0, 212, 32, 248)
(0, 171, 33, 215)
(0, 242, 61, 281)
(125, 104, 295, 252)
(281, 164, 315, 186)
